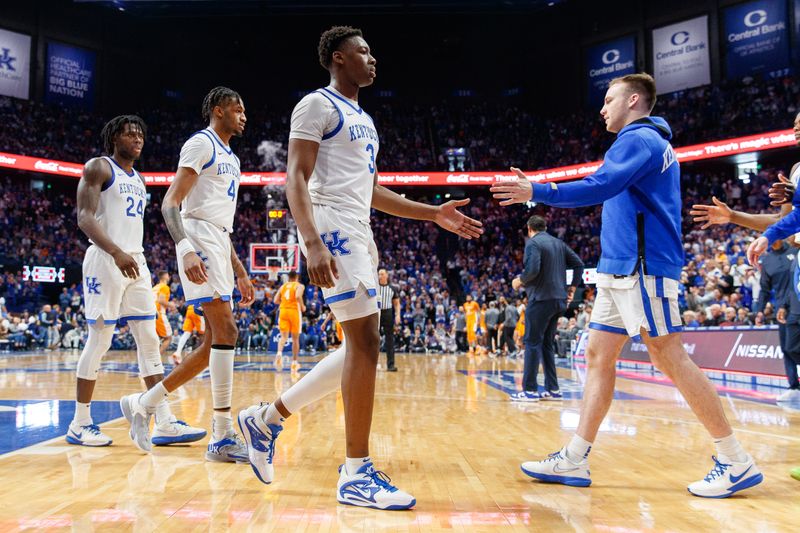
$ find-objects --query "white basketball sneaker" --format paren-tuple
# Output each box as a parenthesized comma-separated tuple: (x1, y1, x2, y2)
(238, 403, 283, 484)
(65, 421, 112, 447)
(151, 418, 207, 446)
(687, 455, 763, 498)
(120, 393, 153, 452)
(521, 448, 591, 487)
(337, 461, 416, 510)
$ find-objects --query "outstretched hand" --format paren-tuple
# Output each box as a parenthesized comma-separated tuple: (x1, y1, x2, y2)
(689, 196, 732, 229)
(433, 199, 484, 240)
(490, 168, 534, 206)
(768, 172, 795, 206)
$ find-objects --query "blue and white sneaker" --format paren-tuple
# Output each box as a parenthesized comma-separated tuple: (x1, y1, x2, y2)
(66, 421, 112, 447)
(238, 403, 283, 484)
(521, 448, 591, 487)
(337, 461, 416, 510)
(687, 455, 763, 498)
(540, 390, 563, 401)
(120, 393, 153, 453)
(151, 419, 207, 446)
(509, 391, 540, 402)
(205, 429, 249, 463)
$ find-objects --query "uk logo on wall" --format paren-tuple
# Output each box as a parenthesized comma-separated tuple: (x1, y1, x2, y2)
(0, 28, 31, 100)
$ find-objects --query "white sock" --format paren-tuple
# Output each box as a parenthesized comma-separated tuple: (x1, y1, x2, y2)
(210, 346, 234, 410)
(140, 381, 169, 409)
(565, 434, 592, 463)
(262, 403, 285, 426)
(345, 456, 371, 475)
(175, 331, 192, 357)
(213, 411, 233, 440)
(73, 401, 91, 425)
(281, 341, 346, 413)
(155, 400, 173, 427)
(714, 434, 748, 463)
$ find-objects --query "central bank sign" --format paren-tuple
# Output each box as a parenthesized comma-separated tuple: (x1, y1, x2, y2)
(652, 15, 711, 95)
(724, 0, 789, 79)
(585, 36, 636, 106)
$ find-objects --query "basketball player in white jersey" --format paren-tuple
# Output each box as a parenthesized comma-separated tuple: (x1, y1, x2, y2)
(120, 88, 255, 462)
(70, 115, 205, 448)
(238, 26, 483, 510)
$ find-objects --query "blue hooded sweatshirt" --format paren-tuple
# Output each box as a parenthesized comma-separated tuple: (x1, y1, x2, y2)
(531, 116, 683, 280)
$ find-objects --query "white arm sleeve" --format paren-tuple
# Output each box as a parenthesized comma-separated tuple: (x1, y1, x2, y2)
(177, 134, 215, 175)
(289, 94, 340, 143)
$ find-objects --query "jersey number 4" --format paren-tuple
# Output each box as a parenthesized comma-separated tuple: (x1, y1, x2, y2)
(227, 180, 236, 200)
(125, 196, 144, 218)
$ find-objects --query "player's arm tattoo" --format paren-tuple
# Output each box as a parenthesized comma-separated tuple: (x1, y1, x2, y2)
(162, 206, 187, 244)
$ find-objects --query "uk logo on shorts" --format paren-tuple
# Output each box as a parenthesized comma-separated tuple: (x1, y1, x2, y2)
(85, 276, 102, 295)
(320, 231, 351, 256)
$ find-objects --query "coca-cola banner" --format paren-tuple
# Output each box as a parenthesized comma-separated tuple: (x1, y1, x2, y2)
(618, 328, 785, 377)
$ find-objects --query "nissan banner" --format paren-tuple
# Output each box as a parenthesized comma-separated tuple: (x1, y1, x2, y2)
(724, 0, 790, 79)
(585, 36, 636, 106)
(619, 328, 785, 377)
(0, 28, 31, 99)
(652, 15, 711, 95)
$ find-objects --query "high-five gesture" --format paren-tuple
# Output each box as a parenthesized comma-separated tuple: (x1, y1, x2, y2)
(490, 168, 533, 206)
(433, 199, 483, 239)
(689, 196, 732, 229)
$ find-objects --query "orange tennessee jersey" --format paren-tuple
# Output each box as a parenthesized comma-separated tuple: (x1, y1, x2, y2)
(279, 282, 301, 309)
(153, 282, 170, 312)
(464, 301, 480, 321)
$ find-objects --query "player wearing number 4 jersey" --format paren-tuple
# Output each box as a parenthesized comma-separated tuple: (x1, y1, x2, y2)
(120, 88, 255, 462)
(238, 26, 483, 510)
(70, 115, 205, 449)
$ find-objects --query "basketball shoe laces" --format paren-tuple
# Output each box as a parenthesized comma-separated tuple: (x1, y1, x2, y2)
(703, 456, 732, 482)
(367, 468, 398, 493)
(82, 424, 102, 435)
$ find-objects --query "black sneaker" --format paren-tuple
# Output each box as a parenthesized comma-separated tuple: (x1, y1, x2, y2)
(387, 366, 398, 372)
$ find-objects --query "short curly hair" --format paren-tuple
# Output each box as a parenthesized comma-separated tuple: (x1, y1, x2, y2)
(100, 115, 146, 155)
(318, 26, 363, 70)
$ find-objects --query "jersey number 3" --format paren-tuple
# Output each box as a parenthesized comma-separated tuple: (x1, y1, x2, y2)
(125, 196, 144, 218)
(366, 144, 375, 174)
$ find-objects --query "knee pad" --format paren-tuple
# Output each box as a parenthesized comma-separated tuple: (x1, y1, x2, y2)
(76, 323, 115, 380)
(128, 319, 164, 378)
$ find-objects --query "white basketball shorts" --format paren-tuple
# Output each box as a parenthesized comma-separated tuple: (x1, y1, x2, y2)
(298, 204, 379, 323)
(82, 245, 156, 325)
(588, 265, 683, 340)
(178, 218, 235, 307)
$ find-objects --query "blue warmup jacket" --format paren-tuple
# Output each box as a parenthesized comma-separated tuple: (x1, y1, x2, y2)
(531, 117, 683, 280)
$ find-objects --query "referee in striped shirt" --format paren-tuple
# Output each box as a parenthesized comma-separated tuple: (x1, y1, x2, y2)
(378, 269, 401, 372)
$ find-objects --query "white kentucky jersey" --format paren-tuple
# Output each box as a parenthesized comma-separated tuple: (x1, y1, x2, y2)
(290, 86, 379, 222)
(90, 156, 146, 253)
(178, 127, 241, 233)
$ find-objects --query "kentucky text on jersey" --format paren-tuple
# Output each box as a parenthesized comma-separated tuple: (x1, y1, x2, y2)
(118, 182, 146, 198)
(217, 162, 240, 178)
(349, 124, 379, 142)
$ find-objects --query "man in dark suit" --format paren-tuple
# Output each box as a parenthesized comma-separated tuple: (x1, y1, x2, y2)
(510, 215, 583, 401)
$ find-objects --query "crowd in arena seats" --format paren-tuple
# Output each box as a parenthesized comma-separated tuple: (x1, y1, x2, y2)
(2, 73, 800, 353)
(1, 161, 794, 354)
(2, 74, 798, 173)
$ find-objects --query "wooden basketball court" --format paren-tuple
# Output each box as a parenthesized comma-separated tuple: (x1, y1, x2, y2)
(0, 349, 798, 531)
